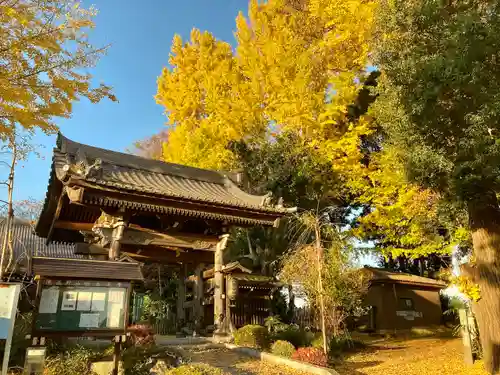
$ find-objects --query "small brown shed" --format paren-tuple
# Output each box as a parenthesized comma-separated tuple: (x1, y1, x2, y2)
(362, 267, 446, 333)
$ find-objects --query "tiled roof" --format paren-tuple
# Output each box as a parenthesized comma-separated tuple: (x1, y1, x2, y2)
(0, 219, 80, 271)
(53, 134, 287, 214)
(364, 266, 446, 288)
(32, 257, 143, 281)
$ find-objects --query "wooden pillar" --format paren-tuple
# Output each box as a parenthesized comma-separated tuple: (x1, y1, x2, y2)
(194, 263, 205, 332)
(214, 234, 229, 335)
(109, 221, 126, 260)
(225, 276, 236, 334)
(176, 264, 187, 333)
(112, 336, 122, 375)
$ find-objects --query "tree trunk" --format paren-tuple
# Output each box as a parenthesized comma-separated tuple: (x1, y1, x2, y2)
(287, 284, 295, 323)
(314, 222, 328, 355)
(467, 191, 500, 374)
(0, 138, 16, 281)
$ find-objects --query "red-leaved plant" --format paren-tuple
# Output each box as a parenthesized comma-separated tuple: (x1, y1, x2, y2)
(291, 347, 328, 367)
(128, 323, 155, 346)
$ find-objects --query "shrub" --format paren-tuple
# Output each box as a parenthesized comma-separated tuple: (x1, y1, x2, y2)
(264, 316, 289, 333)
(273, 325, 311, 348)
(291, 347, 328, 367)
(128, 323, 155, 347)
(121, 345, 181, 375)
(328, 336, 365, 357)
(44, 346, 96, 375)
(311, 333, 324, 349)
(164, 364, 225, 375)
(234, 325, 270, 350)
(271, 340, 295, 358)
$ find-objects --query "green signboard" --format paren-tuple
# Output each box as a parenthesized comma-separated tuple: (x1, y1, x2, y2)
(34, 280, 130, 334)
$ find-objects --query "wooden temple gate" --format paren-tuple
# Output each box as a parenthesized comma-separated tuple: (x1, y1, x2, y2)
(34, 134, 293, 336)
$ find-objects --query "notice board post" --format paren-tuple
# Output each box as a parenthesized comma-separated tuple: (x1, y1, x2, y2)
(0, 283, 21, 375)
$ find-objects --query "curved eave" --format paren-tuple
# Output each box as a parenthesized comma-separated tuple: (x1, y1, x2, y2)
(35, 159, 63, 239)
(71, 178, 286, 221)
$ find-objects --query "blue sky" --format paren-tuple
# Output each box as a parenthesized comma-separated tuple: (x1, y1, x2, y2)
(3, 0, 246, 202)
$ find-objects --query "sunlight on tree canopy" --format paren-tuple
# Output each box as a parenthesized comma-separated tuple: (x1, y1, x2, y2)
(0, 0, 116, 139)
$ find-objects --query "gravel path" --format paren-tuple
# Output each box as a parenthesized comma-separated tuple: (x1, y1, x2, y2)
(176, 345, 311, 375)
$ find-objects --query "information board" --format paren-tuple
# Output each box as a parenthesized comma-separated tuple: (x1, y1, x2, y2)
(34, 280, 130, 335)
(0, 283, 21, 375)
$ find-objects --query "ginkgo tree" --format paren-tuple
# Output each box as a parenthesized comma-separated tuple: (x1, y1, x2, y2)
(0, 0, 116, 138)
(156, 0, 376, 176)
(152, 0, 458, 269)
(152, 0, 453, 272)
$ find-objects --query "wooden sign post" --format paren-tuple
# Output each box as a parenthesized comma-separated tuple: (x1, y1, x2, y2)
(0, 283, 21, 375)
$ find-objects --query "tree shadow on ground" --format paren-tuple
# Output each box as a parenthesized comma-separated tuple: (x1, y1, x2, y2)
(339, 343, 407, 361)
(334, 361, 384, 375)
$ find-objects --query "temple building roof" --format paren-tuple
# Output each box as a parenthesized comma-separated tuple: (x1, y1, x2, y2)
(36, 134, 292, 243)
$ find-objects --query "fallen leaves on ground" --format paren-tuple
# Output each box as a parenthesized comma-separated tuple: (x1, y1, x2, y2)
(334, 337, 488, 375)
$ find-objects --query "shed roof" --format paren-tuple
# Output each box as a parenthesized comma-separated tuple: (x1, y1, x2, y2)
(364, 266, 446, 288)
(0, 219, 80, 272)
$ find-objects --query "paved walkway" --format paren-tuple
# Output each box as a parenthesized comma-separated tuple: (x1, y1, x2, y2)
(175, 345, 311, 375)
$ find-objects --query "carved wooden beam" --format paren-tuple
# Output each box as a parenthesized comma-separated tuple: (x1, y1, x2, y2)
(54, 221, 94, 231)
(55, 221, 219, 251)
(75, 243, 215, 264)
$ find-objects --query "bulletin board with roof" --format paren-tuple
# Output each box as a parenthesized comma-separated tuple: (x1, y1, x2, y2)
(31, 257, 143, 337)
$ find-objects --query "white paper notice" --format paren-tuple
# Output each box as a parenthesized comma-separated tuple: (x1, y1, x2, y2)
(77, 292, 92, 311)
(107, 304, 122, 328)
(91, 293, 106, 312)
(0, 286, 16, 318)
(61, 291, 77, 311)
(79, 313, 100, 328)
(108, 289, 124, 305)
(38, 287, 59, 314)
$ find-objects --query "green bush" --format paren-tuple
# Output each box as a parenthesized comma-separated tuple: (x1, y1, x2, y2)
(121, 345, 176, 375)
(273, 326, 311, 348)
(271, 340, 295, 358)
(311, 333, 325, 349)
(291, 347, 328, 367)
(6, 312, 32, 366)
(164, 364, 225, 375)
(264, 316, 289, 333)
(234, 325, 270, 350)
(44, 346, 97, 375)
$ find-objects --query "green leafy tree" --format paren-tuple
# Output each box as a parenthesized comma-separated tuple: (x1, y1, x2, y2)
(373, 1, 500, 371)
